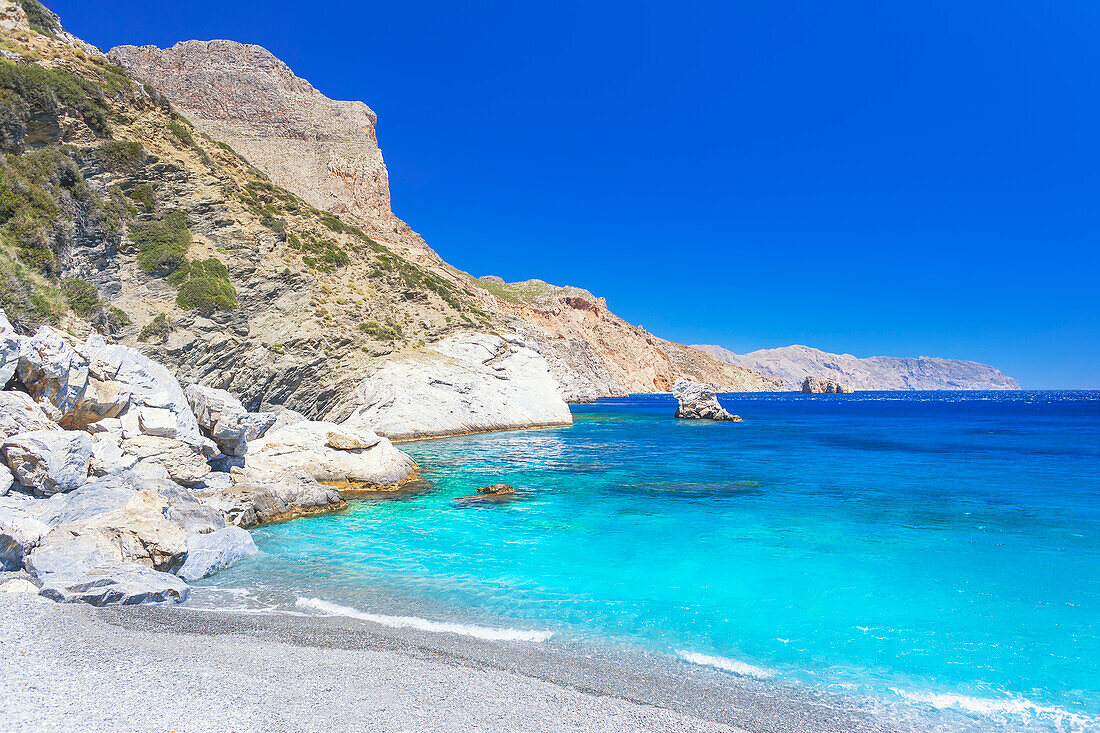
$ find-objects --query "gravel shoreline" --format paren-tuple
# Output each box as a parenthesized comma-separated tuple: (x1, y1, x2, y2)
(0, 589, 916, 733)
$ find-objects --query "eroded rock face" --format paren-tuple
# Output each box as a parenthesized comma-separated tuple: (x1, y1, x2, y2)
(38, 563, 190, 605)
(331, 333, 574, 440)
(801, 376, 854, 394)
(672, 379, 743, 422)
(109, 40, 404, 238)
(0, 506, 50, 570)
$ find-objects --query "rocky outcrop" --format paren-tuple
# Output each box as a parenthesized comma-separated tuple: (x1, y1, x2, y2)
(695, 344, 1020, 391)
(176, 526, 258, 581)
(475, 278, 783, 401)
(455, 483, 519, 504)
(2, 431, 93, 496)
(0, 392, 61, 439)
(672, 379, 742, 422)
(801, 376, 853, 394)
(330, 332, 574, 440)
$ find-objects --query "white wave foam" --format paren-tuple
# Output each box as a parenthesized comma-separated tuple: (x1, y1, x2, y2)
(295, 598, 553, 643)
(677, 650, 775, 679)
(889, 687, 1095, 729)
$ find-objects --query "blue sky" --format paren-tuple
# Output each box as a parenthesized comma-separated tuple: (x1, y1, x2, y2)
(52, 1, 1100, 387)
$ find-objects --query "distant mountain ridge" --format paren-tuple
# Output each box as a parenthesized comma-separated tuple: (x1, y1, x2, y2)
(693, 344, 1020, 391)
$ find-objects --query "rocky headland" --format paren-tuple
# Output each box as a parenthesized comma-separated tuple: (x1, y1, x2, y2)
(695, 344, 1019, 391)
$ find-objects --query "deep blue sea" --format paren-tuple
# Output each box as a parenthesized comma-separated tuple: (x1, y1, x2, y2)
(200, 391, 1100, 731)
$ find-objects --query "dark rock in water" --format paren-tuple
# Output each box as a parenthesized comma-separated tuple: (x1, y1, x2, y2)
(801, 376, 853, 394)
(477, 484, 515, 495)
(455, 484, 519, 504)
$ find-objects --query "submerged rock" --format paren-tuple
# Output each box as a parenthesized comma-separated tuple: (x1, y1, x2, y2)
(801, 376, 854, 394)
(455, 483, 519, 504)
(671, 379, 742, 422)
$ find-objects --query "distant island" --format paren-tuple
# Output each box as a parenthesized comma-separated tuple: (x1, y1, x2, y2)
(693, 344, 1020, 391)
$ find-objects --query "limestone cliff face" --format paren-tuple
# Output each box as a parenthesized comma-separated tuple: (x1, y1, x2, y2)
(696, 344, 1020, 391)
(107, 41, 414, 244)
(474, 278, 782, 400)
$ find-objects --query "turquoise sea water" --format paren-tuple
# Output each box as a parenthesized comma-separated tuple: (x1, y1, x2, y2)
(203, 392, 1100, 731)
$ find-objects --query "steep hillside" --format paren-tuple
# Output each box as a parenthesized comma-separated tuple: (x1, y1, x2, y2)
(0, 0, 509, 423)
(695, 344, 1020, 391)
(109, 39, 780, 400)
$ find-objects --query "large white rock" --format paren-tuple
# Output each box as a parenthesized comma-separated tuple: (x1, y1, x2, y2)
(0, 391, 62, 440)
(0, 506, 50, 570)
(13, 327, 205, 443)
(184, 384, 276, 456)
(2, 430, 93, 495)
(244, 421, 416, 486)
(37, 563, 190, 605)
(330, 332, 573, 440)
(0, 464, 12, 497)
(176, 526, 258, 581)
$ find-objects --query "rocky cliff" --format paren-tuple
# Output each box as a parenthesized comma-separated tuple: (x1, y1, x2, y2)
(106, 39, 780, 402)
(0, 0, 581, 438)
(107, 40, 416, 247)
(695, 344, 1020, 391)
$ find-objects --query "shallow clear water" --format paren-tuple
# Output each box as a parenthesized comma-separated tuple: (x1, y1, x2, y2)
(203, 391, 1100, 731)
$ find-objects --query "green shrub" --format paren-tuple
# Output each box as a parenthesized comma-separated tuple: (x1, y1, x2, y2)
(289, 232, 348, 272)
(133, 209, 190, 275)
(60, 277, 100, 317)
(0, 146, 105, 277)
(138, 312, 172, 342)
(358, 319, 402, 341)
(170, 257, 237, 313)
(166, 119, 194, 147)
(126, 182, 155, 212)
(0, 253, 64, 332)
(96, 140, 144, 172)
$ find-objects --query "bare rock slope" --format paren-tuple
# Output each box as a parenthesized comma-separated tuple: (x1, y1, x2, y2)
(695, 344, 1019, 391)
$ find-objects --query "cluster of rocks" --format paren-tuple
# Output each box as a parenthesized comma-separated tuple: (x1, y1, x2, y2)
(800, 376, 854, 394)
(671, 379, 743, 422)
(0, 313, 417, 605)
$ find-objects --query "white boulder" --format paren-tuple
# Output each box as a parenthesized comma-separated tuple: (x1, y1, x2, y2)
(184, 384, 276, 456)
(0, 506, 50, 569)
(0, 391, 61, 439)
(2, 430, 93, 495)
(176, 526, 258, 581)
